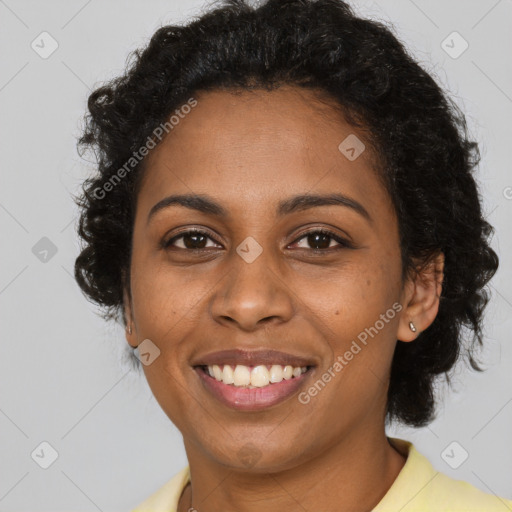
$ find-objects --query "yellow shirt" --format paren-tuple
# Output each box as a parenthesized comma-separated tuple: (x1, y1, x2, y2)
(132, 437, 512, 511)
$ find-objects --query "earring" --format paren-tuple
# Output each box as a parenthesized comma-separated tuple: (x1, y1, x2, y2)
(127, 324, 132, 335)
(409, 321, 417, 333)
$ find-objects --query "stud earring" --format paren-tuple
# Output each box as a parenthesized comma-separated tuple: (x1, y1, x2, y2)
(127, 324, 132, 335)
(409, 321, 417, 333)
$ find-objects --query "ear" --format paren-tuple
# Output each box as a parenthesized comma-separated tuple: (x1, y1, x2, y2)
(122, 270, 138, 348)
(397, 252, 444, 342)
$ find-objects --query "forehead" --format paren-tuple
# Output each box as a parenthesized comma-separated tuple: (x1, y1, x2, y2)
(136, 86, 391, 220)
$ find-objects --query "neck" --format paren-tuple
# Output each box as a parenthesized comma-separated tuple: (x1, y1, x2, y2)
(178, 428, 407, 512)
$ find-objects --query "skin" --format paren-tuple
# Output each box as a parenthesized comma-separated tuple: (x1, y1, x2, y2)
(123, 85, 444, 512)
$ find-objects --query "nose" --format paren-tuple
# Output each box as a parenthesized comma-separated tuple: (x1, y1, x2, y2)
(210, 250, 294, 332)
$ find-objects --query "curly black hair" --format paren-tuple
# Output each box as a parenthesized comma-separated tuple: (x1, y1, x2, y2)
(74, 0, 499, 427)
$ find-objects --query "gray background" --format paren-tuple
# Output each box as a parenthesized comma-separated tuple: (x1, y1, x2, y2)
(1, 0, 511, 510)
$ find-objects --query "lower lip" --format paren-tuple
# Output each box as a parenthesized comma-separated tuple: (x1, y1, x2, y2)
(194, 366, 313, 411)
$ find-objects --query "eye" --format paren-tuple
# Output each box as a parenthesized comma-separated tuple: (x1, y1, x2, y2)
(163, 228, 222, 250)
(162, 227, 352, 252)
(290, 228, 352, 251)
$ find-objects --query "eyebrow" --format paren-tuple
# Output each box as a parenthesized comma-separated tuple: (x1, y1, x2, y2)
(147, 192, 372, 224)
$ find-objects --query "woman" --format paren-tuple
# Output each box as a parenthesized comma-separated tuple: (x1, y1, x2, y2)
(73, 0, 511, 510)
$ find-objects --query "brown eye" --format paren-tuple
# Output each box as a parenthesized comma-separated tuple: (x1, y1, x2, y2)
(292, 229, 351, 251)
(164, 229, 221, 250)
(162, 228, 351, 252)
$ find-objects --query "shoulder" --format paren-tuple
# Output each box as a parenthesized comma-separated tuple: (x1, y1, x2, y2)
(373, 438, 512, 512)
(130, 465, 190, 512)
(425, 471, 512, 511)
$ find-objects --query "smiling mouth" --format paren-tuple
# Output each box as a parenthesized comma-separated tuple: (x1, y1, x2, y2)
(198, 363, 312, 388)
(194, 364, 315, 411)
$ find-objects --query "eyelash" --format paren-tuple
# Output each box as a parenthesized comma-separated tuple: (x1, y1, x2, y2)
(162, 227, 352, 252)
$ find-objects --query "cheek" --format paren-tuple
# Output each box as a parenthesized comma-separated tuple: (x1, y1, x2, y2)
(293, 267, 401, 425)
(297, 251, 401, 373)
(130, 248, 206, 332)
(130, 259, 203, 430)
(295, 252, 400, 328)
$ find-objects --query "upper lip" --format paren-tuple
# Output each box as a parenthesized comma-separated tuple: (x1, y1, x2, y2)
(191, 349, 316, 368)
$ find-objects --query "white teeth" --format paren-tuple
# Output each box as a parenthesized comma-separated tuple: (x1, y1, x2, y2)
(233, 365, 251, 386)
(205, 364, 308, 387)
(251, 365, 270, 387)
(222, 364, 234, 384)
(212, 365, 223, 381)
(269, 365, 284, 383)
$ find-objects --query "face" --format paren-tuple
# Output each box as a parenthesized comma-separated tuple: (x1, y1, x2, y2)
(125, 85, 415, 472)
